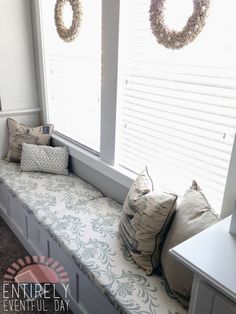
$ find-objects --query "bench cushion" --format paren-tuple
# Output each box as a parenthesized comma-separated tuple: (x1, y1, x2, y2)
(0, 160, 186, 314)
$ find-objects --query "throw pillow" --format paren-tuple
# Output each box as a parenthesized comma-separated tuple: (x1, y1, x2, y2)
(161, 180, 219, 307)
(20, 143, 69, 175)
(6, 118, 53, 162)
(120, 168, 178, 275)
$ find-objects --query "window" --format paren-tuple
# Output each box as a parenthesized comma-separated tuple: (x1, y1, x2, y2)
(35, 0, 236, 215)
(117, 0, 236, 212)
(40, 0, 101, 152)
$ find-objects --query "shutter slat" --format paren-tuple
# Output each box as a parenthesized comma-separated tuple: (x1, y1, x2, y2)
(123, 92, 236, 121)
(122, 104, 236, 137)
(120, 138, 228, 180)
(121, 127, 231, 163)
(124, 85, 236, 109)
(126, 79, 236, 101)
(118, 0, 236, 213)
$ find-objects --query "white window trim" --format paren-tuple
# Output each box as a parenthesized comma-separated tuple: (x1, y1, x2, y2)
(100, 0, 120, 165)
(31, 0, 50, 124)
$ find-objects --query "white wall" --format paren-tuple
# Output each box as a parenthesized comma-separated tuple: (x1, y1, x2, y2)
(0, 0, 41, 157)
(0, 0, 38, 111)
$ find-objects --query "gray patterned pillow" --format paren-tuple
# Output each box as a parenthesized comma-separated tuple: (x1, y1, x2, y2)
(20, 143, 69, 175)
(120, 168, 177, 275)
(6, 118, 53, 162)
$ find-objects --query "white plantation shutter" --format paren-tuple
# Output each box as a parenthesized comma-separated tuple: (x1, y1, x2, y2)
(117, 0, 236, 213)
(40, 0, 101, 152)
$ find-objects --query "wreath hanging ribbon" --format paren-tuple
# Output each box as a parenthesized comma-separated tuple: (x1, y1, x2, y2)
(54, 0, 82, 43)
(149, 0, 210, 49)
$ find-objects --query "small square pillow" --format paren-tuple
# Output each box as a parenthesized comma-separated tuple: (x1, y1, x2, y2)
(21, 143, 69, 175)
(161, 180, 219, 307)
(120, 168, 177, 275)
(6, 118, 53, 162)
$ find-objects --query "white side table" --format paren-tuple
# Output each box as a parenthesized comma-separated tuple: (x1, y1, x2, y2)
(171, 216, 236, 314)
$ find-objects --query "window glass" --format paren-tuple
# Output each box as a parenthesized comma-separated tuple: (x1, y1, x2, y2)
(117, 0, 236, 213)
(41, 0, 101, 152)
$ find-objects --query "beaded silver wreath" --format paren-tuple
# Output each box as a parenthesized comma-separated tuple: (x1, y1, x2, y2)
(150, 0, 210, 49)
(54, 0, 82, 43)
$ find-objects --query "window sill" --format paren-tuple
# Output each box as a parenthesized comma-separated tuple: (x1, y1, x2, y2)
(52, 132, 135, 189)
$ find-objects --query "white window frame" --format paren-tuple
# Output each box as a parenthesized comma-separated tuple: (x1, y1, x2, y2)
(31, 0, 134, 189)
(31, 0, 236, 218)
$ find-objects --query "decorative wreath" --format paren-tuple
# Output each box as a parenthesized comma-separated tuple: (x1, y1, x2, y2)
(54, 0, 82, 43)
(149, 0, 210, 49)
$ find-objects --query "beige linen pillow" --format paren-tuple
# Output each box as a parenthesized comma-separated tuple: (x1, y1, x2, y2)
(120, 168, 177, 275)
(161, 180, 219, 307)
(6, 118, 53, 162)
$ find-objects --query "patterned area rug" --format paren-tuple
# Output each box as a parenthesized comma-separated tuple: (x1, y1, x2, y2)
(0, 217, 72, 314)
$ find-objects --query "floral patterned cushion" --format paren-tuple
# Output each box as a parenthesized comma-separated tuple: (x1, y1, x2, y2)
(0, 160, 186, 314)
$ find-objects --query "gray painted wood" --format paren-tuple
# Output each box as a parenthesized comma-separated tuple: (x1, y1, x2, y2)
(171, 217, 236, 302)
(52, 135, 130, 204)
(171, 217, 236, 314)
(212, 295, 236, 314)
(192, 281, 215, 314)
(229, 201, 236, 235)
(222, 134, 236, 219)
(69, 155, 128, 204)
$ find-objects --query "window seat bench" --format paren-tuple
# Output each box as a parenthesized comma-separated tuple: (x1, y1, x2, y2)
(0, 159, 186, 314)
